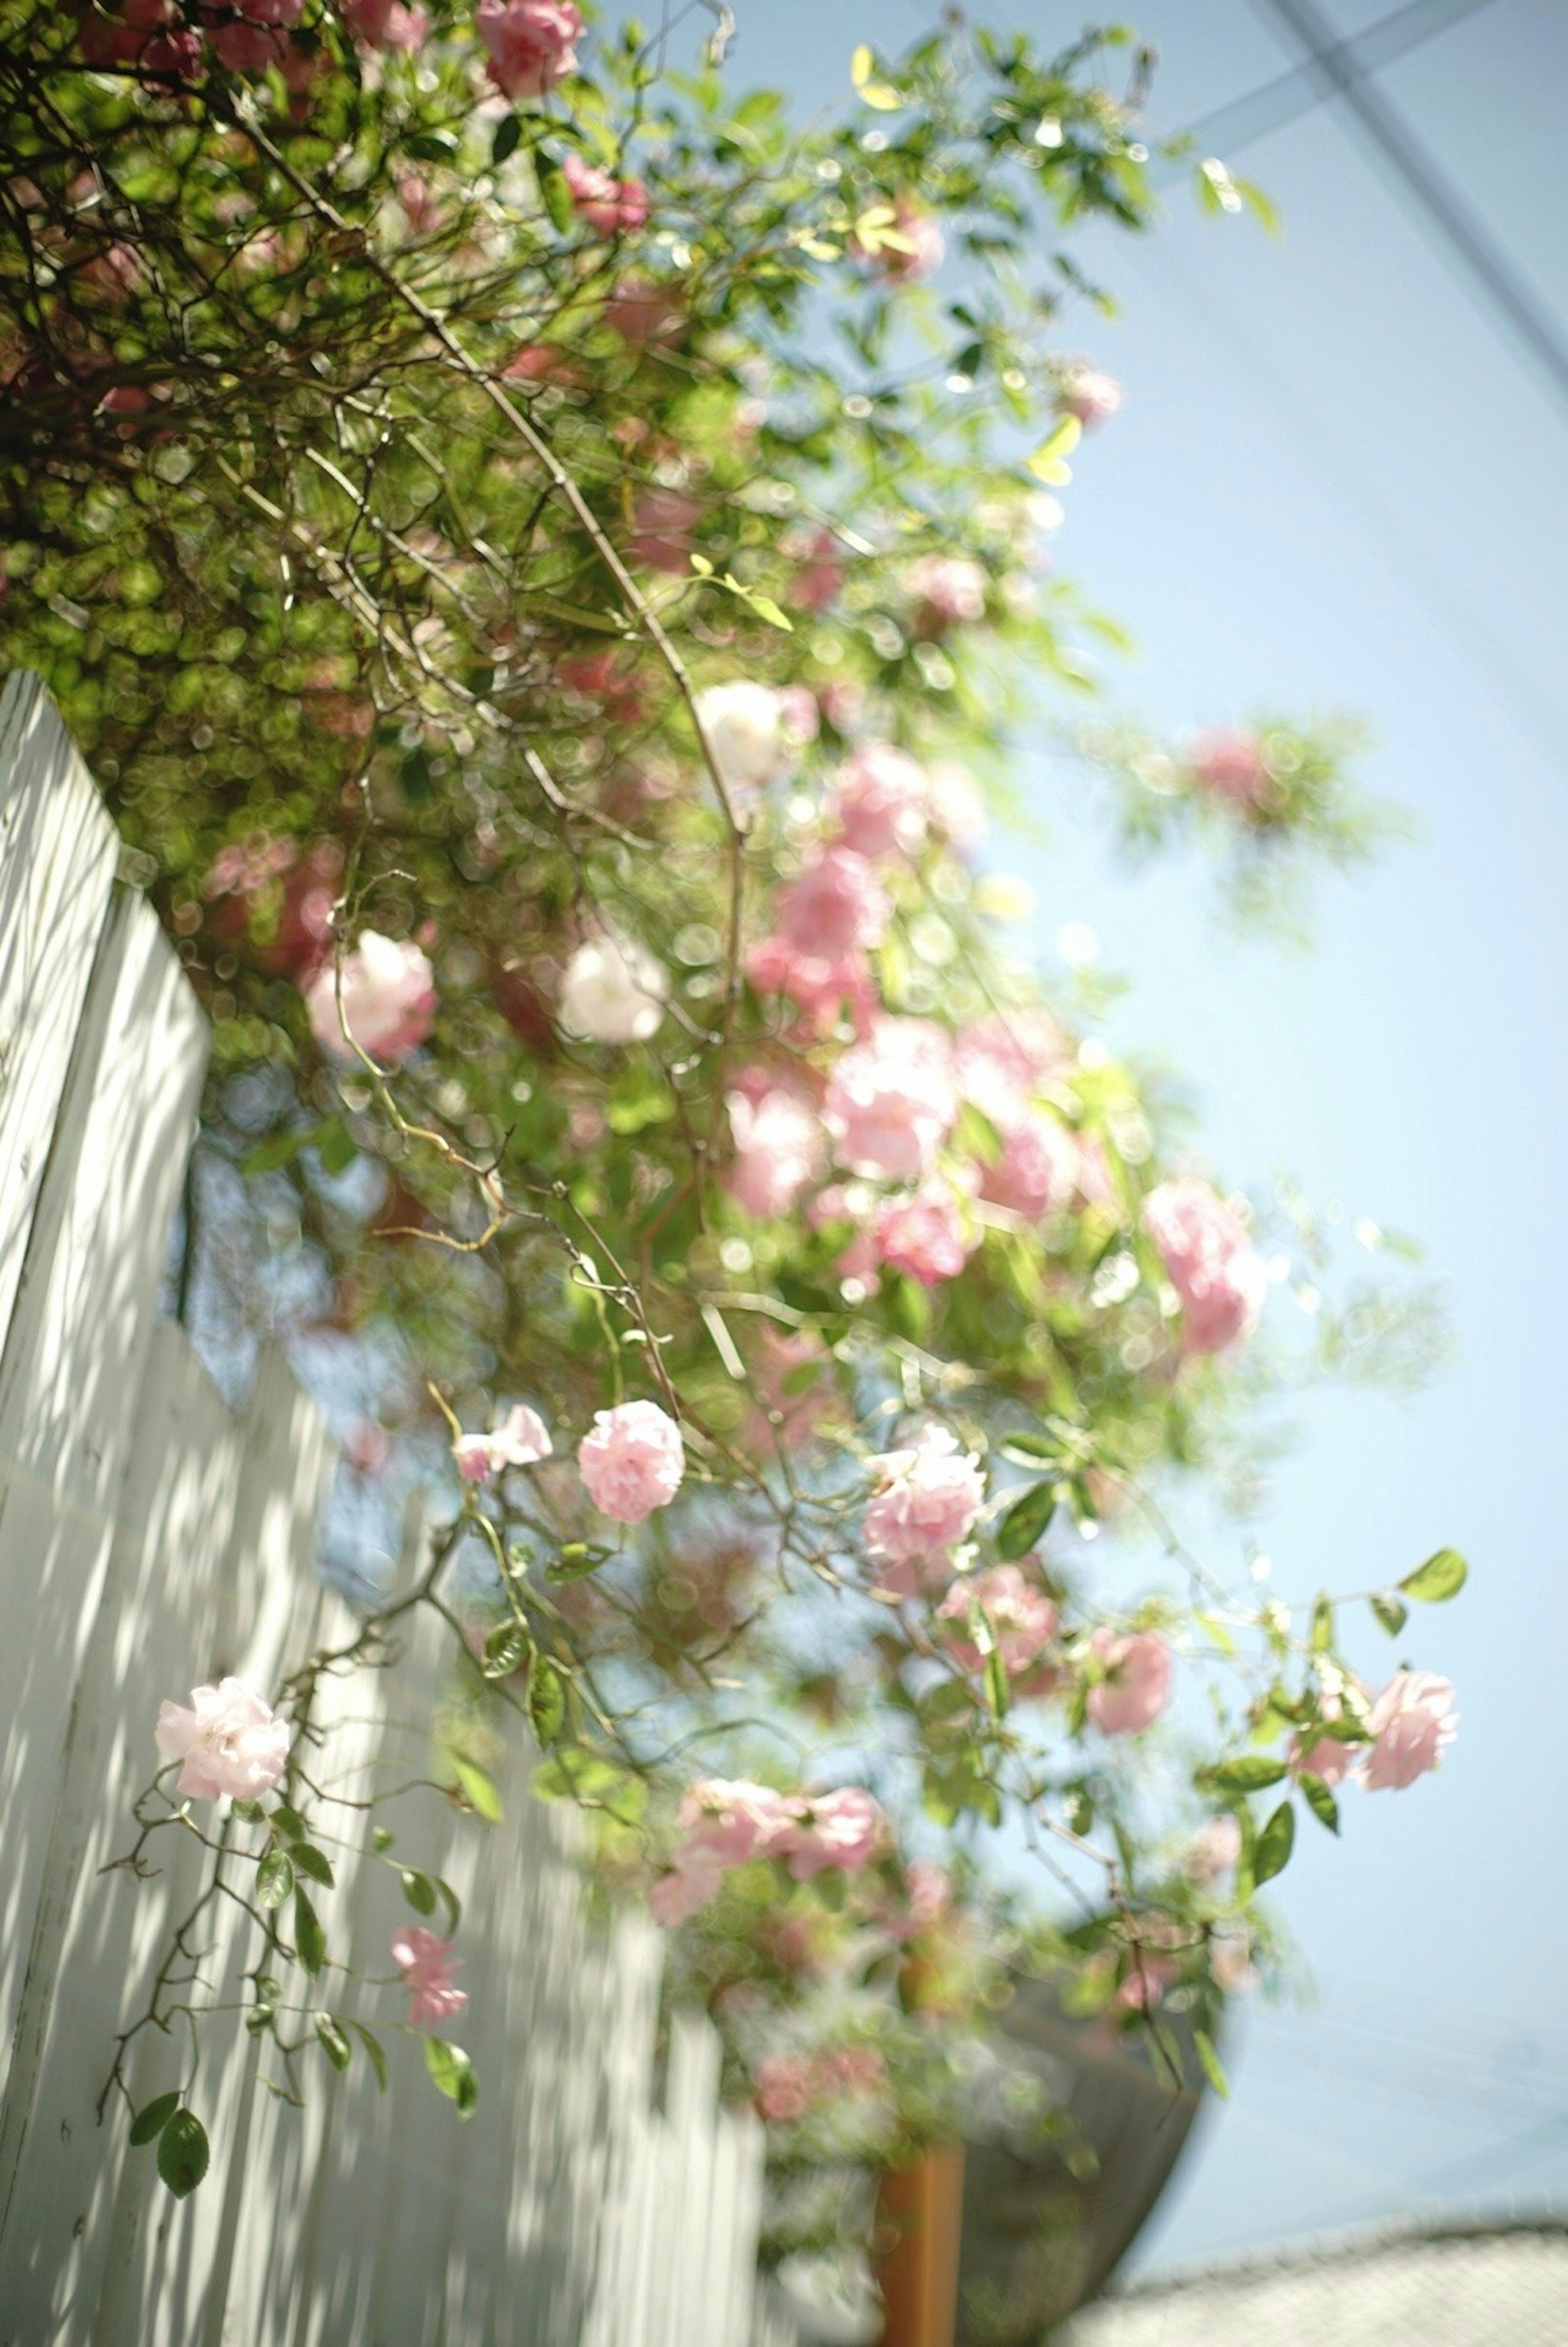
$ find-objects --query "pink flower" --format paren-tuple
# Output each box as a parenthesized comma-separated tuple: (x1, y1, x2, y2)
(884, 1860, 952, 1944)
(978, 1109, 1078, 1220)
(198, 0, 302, 71)
(452, 1402, 552, 1483)
(938, 1564, 1059, 1682)
(1143, 1179, 1267, 1355)
(391, 1926, 468, 2029)
(753, 2054, 815, 2123)
(628, 485, 702, 573)
(1055, 361, 1124, 428)
(904, 554, 987, 632)
(1361, 1671, 1458, 1791)
(774, 1786, 886, 1881)
(1186, 727, 1272, 811)
(154, 1678, 290, 1803)
(1086, 1629, 1172, 1737)
(745, 935, 872, 1032)
(864, 1426, 986, 1596)
(955, 1010, 1069, 1123)
(774, 847, 891, 962)
(872, 1174, 976, 1285)
(476, 0, 581, 97)
(303, 931, 436, 1062)
(785, 527, 846, 614)
(678, 1777, 794, 1865)
(726, 1074, 826, 1219)
(338, 0, 428, 45)
(602, 277, 684, 348)
(1116, 1954, 1179, 2012)
(561, 151, 650, 236)
(823, 1020, 958, 1182)
(857, 195, 944, 282)
(1290, 1693, 1357, 1788)
(577, 1399, 684, 1523)
(826, 743, 929, 860)
(1185, 1815, 1243, 1885)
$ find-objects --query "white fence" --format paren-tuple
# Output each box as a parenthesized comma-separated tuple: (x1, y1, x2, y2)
(0, 673, 793, 2347)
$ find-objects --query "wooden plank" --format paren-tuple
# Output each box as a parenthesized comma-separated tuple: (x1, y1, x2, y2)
(0, 672, 120, 1354)
(0, 883, 207, 2106)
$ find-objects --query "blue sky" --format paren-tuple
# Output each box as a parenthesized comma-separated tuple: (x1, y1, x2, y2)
(724, 0, 1568, 2272)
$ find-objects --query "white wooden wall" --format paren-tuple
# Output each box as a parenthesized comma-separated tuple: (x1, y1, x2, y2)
(0, 674, 792, 2347)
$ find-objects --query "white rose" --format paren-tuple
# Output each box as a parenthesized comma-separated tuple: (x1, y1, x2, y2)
(693, 680, 788, 798)
(558, 933, 669, 1044)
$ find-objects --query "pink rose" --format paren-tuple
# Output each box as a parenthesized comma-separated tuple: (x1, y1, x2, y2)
(1186, 727, 1272, 811)
(577, 1399, 684, 1523)
(1361, 1671, 1458, 1791)
(753, 2054, 815, 2123)
(1055, 361, 1124, 428)
(476, 0, 581, 96)
(864, 1426, 985, 1596)
(774, 846, 891, 962)
(303, 930, 436, 1062)
(785, 527, 845, 614)
(1143, 1179, 1267, 1355)
(391, 1927, 468, 2029)
(826, 742, 929, 860)
(774, 1786, 886, 1881)
(726, 1074, 826, 1219)
(198, 0, 302, 71)
(872, 1174, 975, 1286)
(452, 1402, 552, 1483)
(627, 485, 702, 573)
(955, 1010, 1069, 1123)
(904, 553, 987, 632)
(1185, 1815, 1243, 1885)
(561, 151, 650, 236)
(977, 1109, 1078, 1220)
(1086, 1629, 1172, 1737)
(154, 1677, 290, 1803)
(745, 935, 872, 1033)
(938, 1563, 1059, 1682)
(649, 1844, 725, 1926)
(338, 0, 428, 45)
(823, 1019, 958, 1182)
(677, 1776, 794, 1865)
(602, 277, 684, 348)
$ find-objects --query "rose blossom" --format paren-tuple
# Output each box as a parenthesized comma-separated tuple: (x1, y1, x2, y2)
(1085, 1629, 1172, 1737)
(627, 485, 701, 573)
(154, 1678, 290, 1803)
(561, 151, 650, 236)
(1143, 1179, 1267, 1355)
(872, 1174, 975, 1286)
(825, 742, 929, 860)
(726, 1074, 826, 1219)
(977, 1108, 1078, 1220)
(863, 1425, 985, 1596)
(557, 932, 668, 1044)
(904, 553, 987, 631)
(199, 0, 301, 70)
(677, 1777, 795, 1865)
(1186, 727, 1272, 812)
(1055, 361, 1125, 428)
(753, 2055, 815, 2124)
(339, 0, 428, 45)
(745, 935, 872, 1032)
(391, 1927, 468, 2029)
(452, 1402, 552, 1484)
(823, 1020, 958, 1182)
(303, 931, 436, 1063)
(1185, 1815, 1243, 1885)
(785, 527, 846, 614)
(955, 1010, 1069, 1122)
(773, 847, 891, 962)
(692, 680, 791, 799)
(1360, 1671, 1458, 1791)
(938, 1564, 1059, 1682)
(577, 1399, 684, 1523)
(773, 1786, 886, 1881)
(476, 0, 581, 97)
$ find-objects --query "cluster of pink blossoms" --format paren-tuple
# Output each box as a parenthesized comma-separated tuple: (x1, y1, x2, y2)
(476, 0, 581, 98)
(1292, 1671, 1458, 1793)
(1085, 1627, 1173, 1737)
(863, 1426, 986, 1599)
(1185, 726, 1272, 812)
(650, 1778, 888, 1926)
(452, 1402, 552, 1484)
(561, 152, 649, 238)
(1143, 1178, 1268, 1356)
(752, 2043, 888, 2124)
(391, 1926, 468, 2030)
(451, 1396, 685, 1526)
(937, 1563, 1060, 1690)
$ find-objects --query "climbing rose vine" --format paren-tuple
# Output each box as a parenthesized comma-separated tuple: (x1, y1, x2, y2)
(0, 0, 1463, 2261)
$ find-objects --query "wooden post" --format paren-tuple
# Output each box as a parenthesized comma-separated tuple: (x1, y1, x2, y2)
(874, 2142, 966, 2347)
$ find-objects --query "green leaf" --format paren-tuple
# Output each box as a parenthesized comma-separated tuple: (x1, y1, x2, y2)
(130, 2090, 182, 2147)
(271, 1804, 306, 1842)
(492, 112, 521, 166)
(1208, 1755, 1288, 1794)
(229, 1798, 265, 1823)
(434, 1877, 463, 1935)
(526, 1658, 566, 1748)
(1310, 1594, 1333, 1653)
(1370, 1593, 1408, 1638)
(157, 2109, 210, 2198)
(293, 1888, 325, 1978)
(1252, 1799, 1296, 1886)
(314, 2015, 352, 2072)
(545, 1543, 606, 1583)
(242, 1127, 314, 1176)
(256, 1848, 294, 1910)
(1399, 1547, 1467, 1603)
(996, 1481, 1057, 1561)
(535, 153, 574, 234)
(1299, 1771, 1340, 1834)
(483, 1621, 533, 1677)
(350, 2022, 388, 2093)
(400, 1868, 437, 1916)
(424, 2037, 479, 2117)
(316, 1118, 356, 1177)
(454, 1758, 504, 1821)
(371, 1826, 396, 1854)
(998, 1429, 1058, 1465)
(984, 1645, 1009, 1724)
(291, 1843, 335, 1889)
(1193, 2028, 1230, 2097)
